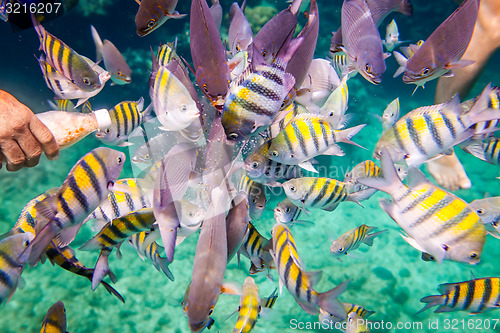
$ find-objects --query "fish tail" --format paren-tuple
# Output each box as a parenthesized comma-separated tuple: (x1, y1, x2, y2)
(92, 249, 115, 291)
(155, 256, 175, 281)
(392, 51, 407, 78)
(462, 141, 487, 162)
(100, 280, 125, 303)
(336, 124, 366, 149)
(357, 148, 403, 196)
(417, 295, 445, 314)
(90, 25, 104, 62)
(317, 279, 349, 320)
(27, 222, 59, 267)
(362, 229, 387, 246)
(277, 37, 304, 64)
(30, 14, 44, 49)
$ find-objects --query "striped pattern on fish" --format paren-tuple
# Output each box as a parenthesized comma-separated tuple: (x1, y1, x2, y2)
(85, 178, 151, 225)
(358, 148, 486, 264)
(267, 114, 364, 167)
(240, 222, 273, 275)
(274, 198, 303, 224)
(418, 277, 500, 314)
(374, 85, 500, 166)
(40, 301, 67, 333)
(235, 172, 267, 220)
(283, 177, 352, 212)
(233, 277, 261, 333)
(463, 137, 500, 165)
(330, 224, 386, 259)
(129, 231, 174, 281)
(270, 223, 348, 317)
(157, 42, 181, 67)
(267, 103, 309, 139)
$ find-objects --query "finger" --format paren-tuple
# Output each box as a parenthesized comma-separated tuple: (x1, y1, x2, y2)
(2, 140, 26, 171)
(15, 134, 42, 168)
(28, 116, 59, 160)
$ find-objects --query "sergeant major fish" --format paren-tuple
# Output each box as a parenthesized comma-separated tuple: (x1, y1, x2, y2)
(90, 25, 132, 85)
(129, 231, 174, 281)
(463, 137, 500, 166)
(270, 223, 349, 318)
(418, 277, 500, 314)
(330, 224, 387, 261)
(26, 147, 125, 266)
(40, 301, 67, 333)
(358, 148, 486, 265)
(32, 15, 101, 92)
(232, 276, 261, 333)
(222, 38, 303, 141)
(239, 222, 274, 276)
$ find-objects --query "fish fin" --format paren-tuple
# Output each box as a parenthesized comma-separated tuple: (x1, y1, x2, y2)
(115, 243, 123, 259)
(80, 224, 110, 251)
(406, 167, 433, 188)
(335, 124, 366, 149)
(91, 219, 109, 232)
(399, 233, 426, 252)
(323, 144, 345, 156)
(462, 142, 487, 162)
(283, 72, 296, 96)
(445, 59, 474, 70)
(357, 148, 402, 195)
(317, 279, 350, 320)
(383, 52, 391, 60)
(221, 282, 242, 295)
(75, 98, 90, 108)
(441, 71, 455, 78)
(166, 11, 187, 19)
(117, 141, 133, 147)
(90, 25, 104, 62)
(435, 305, 456, 313)
(92, 250, 115, 291)
(142, 102, 155, 122)
(298, 160, 318, 173)
(27, 222, 59, 267)
(305, 270, 322, 287)
(470, 270, 477, 280)
(362, 230, 387, 246)
(100, 280, 125, 303)
(392, 51, 407, 78)
(417, 295, 444, 314)
(437, 282, 459, 294)
(54, 222, 83, 247)
(155, 256, 175, 281)
(155, 203, 180, 263)
(134, 0, 140, 4)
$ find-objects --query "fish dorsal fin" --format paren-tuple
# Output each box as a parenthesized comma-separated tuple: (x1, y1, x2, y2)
(470, 270, 477, 280)
(406, 167, 433, 188)
(438, 282, 458, 294)
(441, 94, 462, 115)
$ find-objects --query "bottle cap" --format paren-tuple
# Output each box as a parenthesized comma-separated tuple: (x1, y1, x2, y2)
(93, 108, 112, 131)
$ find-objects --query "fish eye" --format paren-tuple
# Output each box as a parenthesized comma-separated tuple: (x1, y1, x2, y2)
(236, 45, 241, 52)
(117, 71, 122, 76)
(421, 67, 430, 76)
(24, 240, 30, 247)
(289, 185, 296, 192)
(338, 247, 344, 252)
(188, 211, 194, 217)
(271, 151, 278, 157)
(470, 253, 478, 259)
(290, 154, 295, 158)
(208, 306, 215, 316)
(476, 209, 485, 215)
(117, 156, 123, 164)
(228, 133, 239, 139)
(180, 105, 187, 112)
(202, 84, 209, 93)
(365, 64, 371, 73)
(83, 77, 91, 85)
(285, 207, 290, 213)
(105, 128, 110, 133)
(262, 49, 267, 57)
(148, 19, 156, 28)
(258, 305, 262, 312)
(251, 162, 259, 169)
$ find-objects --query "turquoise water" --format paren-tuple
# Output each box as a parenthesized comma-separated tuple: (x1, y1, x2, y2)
(1, 0, 500, 332)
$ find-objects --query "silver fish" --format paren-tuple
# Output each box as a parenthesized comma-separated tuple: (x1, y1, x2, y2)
(135, 0, 186, 37)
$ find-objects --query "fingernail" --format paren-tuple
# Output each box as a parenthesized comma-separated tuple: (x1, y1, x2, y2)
(49, 152, 60, 161)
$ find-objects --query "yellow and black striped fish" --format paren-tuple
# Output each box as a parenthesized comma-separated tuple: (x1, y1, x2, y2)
(330, 224, 387, 260)
(85, 178, 151, 225)
(0, 233, 34, 305)
(266, 103, 308, 139)
(418, 277, 500, 314)
(271, 223, 348, 317)
(260, 288, 279, 309)
(96, 98, 151, 146)
(222, 38, 303, 141)
(358, 148, 486, 265)
(319, 303, 375, 324)
(27, 147, 125, 266)
(45, 242, 124, 302)
(240, 222, 273, 275)
(157, 41, 181, 67)
(129, 231, 174, 281)
(374, 84, 500, 167)
(283, 177, 356, 212)
(463, 137, 500, 165)
(32, 16, 101, 91)
(80, 208, 155, 252)
(233, 276, 261, 333)
(40, 301, 67, 333)
(235, 171, 267, 220)
(48, 98, 76, 112)
(244, 140, 302, 187)
(267, 114, 365, 171)
(274, 198, 304, 224)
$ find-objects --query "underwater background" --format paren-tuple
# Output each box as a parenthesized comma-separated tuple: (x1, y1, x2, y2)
(1, 0, 500, 332)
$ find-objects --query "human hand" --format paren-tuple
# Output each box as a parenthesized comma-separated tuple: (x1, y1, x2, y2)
(0, 90, 59, 171)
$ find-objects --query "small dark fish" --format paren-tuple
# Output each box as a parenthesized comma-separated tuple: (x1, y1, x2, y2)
(341, 0, 387, 84)
(394, 0, 478, 89)
(40, 301, 67, 333)
(226, 193, 250, 263)
(190, 0, 230, 111)
(90, 25, 132, 85)
(286, 0, 320, 90)
(135, 0, 186, 37)
(228, 1, 253, 55)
